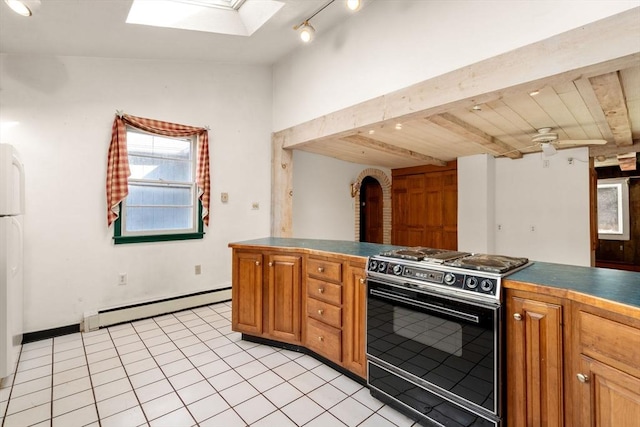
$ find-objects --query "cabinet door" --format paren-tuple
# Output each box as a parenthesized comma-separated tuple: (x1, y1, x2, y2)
(343, 265, 367, 378)
(577, 356, 640, 427)
(231, 251, 263, 335)
(507, 296, 564, 427)
(267, 254, 302, 343)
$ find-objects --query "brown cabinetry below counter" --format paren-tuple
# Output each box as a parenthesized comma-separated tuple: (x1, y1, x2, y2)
(506, 289, 565, 427)
(231, 247, 368, 379)
(573, 303, 640, 427)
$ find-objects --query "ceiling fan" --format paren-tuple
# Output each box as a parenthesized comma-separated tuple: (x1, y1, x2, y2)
(530, 127, 607, 156)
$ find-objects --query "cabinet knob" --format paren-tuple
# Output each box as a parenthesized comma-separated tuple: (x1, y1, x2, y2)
(255, 261, 260, 266)
(318, 288, 325, 294)
(513, 313, 522, 321)
(318, 309, 324, 315)
(359, 278, 365, 285)
(318, 267, 324, 273)
(268, 262, 273, 267)
(318, 336, 324, 342)
(577, 373, 589, 383)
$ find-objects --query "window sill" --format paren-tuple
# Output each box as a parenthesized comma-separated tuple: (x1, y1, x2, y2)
(114, 232, 205, 245)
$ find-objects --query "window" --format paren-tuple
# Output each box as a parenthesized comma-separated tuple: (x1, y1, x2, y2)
(597, 178, 630, 241)
(114, 128, 204, 244)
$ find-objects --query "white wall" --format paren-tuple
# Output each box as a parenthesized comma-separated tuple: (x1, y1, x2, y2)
(292, 150, 390, 240)
(0, 55, 272, 332)
(459, 148, 591, 266)
(273, 0, 637, 131)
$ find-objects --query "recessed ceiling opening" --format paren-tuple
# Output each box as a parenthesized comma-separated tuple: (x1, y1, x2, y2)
(126, 0, 284, 37)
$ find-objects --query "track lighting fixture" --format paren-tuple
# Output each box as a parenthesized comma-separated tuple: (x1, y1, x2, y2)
(297, 21, 315, 43)
(346, 0, 361, 11)
(293, 0, 362, 43)
(4, 0, 35, 16)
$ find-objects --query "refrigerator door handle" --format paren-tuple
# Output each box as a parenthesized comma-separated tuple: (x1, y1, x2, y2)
(12, 152, 25, 214)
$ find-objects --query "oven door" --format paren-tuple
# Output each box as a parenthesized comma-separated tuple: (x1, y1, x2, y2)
(366, 278, 502, 418)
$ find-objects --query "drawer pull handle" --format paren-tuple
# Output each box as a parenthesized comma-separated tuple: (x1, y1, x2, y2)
(513, 313, 522, 321)
(268, 262, 273, 267)
(359, 278, 365, 285)
(577, 373, 589, 383)
(255, 261, 260, 266)
(318, 288, 325, 294)
(318, 309, 324, 315)
(318, 336, 324, 342)
(318, 267, 325, 273)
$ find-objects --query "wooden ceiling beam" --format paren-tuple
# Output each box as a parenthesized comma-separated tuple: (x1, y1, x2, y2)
(590, 141, 640, 157)
(589, 71, 633, 146)
(426, 113, 523, 159)
(341, 135, 447, 166)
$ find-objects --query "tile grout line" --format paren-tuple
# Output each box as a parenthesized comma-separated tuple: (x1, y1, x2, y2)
(0, 341, 26, 427)
(79, 331, 102, 427)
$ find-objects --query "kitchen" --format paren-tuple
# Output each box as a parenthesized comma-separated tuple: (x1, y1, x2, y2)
(1, 0, 639, 426)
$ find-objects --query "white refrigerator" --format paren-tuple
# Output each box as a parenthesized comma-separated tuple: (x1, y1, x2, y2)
(0, 143, 24, 380)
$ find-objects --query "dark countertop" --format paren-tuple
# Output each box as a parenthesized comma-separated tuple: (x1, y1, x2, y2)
(229, 238, 640, 311)
(506, 261, 640, 310)
(229, 237, 402, 258)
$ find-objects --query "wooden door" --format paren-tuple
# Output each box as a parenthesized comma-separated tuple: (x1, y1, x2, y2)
(231, 251, 263, 335)
(267, 254, 302, 343)
(343, 264, 367, 378)
(577, 356, 640, 427)
(507, 295, 564, 427)
(360, 177, 383, 243)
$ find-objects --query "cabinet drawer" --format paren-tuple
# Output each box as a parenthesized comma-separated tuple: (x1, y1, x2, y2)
(579, 310, 640, 377)
(308, 258, 342, 283)
(307, 277, 342, 305)
(306, 318, 342, 362)
(307, 297, 342, 329)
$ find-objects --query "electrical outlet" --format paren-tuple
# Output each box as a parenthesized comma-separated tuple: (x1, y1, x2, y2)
(543, 159, 550, 168)
(221, 192, 229, 203)
(530, 225, 536, 232)
(195, 265, 202, 275)
(118, 273, 127, 286)
(497, 224, 502, 231)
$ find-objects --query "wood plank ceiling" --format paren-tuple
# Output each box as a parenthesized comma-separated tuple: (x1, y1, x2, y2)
(272, 8, 640, 172)
(289, 65, 639, 170)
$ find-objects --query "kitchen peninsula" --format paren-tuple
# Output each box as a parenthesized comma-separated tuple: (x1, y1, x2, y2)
(230, 238, 640, 426)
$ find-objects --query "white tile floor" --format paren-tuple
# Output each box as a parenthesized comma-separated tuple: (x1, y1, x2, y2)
(0, 302, 419, 427)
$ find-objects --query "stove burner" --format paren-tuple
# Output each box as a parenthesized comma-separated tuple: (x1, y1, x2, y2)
(445, 254, 529, 274)
(380, 247, 469, 262)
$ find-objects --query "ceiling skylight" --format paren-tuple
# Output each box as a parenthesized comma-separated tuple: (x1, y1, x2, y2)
(126, 0, 284, 37)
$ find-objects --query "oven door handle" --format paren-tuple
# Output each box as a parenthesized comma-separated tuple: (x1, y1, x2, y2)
(370, 288, 480, 324)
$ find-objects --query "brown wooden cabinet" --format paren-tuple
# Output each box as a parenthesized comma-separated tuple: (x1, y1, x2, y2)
(573, 304, 640, 427)
(304, 256, 343, 362)
(506, 289, 565, 427)
(342, 262, 367, 378)
(231, 249, 302, 345)
(231, 251, 263, 335)
(267, 254, 302, 343)
(391, 162, 457, 249)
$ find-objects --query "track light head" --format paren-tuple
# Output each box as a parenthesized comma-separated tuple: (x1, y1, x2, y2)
(346, 0, 361, 11)
(298, 21, 315, 43)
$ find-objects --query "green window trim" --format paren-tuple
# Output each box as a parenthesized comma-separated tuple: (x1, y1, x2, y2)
(114, 201, 205, 245)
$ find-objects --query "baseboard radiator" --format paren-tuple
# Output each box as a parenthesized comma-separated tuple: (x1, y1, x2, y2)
(83, 287, 231, 332)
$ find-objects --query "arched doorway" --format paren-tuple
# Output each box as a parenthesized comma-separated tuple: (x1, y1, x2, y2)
(359, 176, 383, 243)
(352, 168, 392, 244)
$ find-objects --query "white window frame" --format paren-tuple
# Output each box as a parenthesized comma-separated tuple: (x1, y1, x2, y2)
(597, 177, 630, 241)
(120, 128, 199, 238)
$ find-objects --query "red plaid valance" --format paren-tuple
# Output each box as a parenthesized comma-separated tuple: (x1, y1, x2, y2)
(106, 113, 211, 227)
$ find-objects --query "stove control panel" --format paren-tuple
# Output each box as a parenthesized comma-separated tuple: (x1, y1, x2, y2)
(367, 257, 499, 297)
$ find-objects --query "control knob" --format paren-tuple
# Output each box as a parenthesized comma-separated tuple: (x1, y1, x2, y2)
(369, 260, 378, 271)
(480, 279, 494, 293)
(444, 273, 456, 285)
(465, 277, 478, 289)
(392, 265, 403, 276)
(377, 262, 387, 272)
